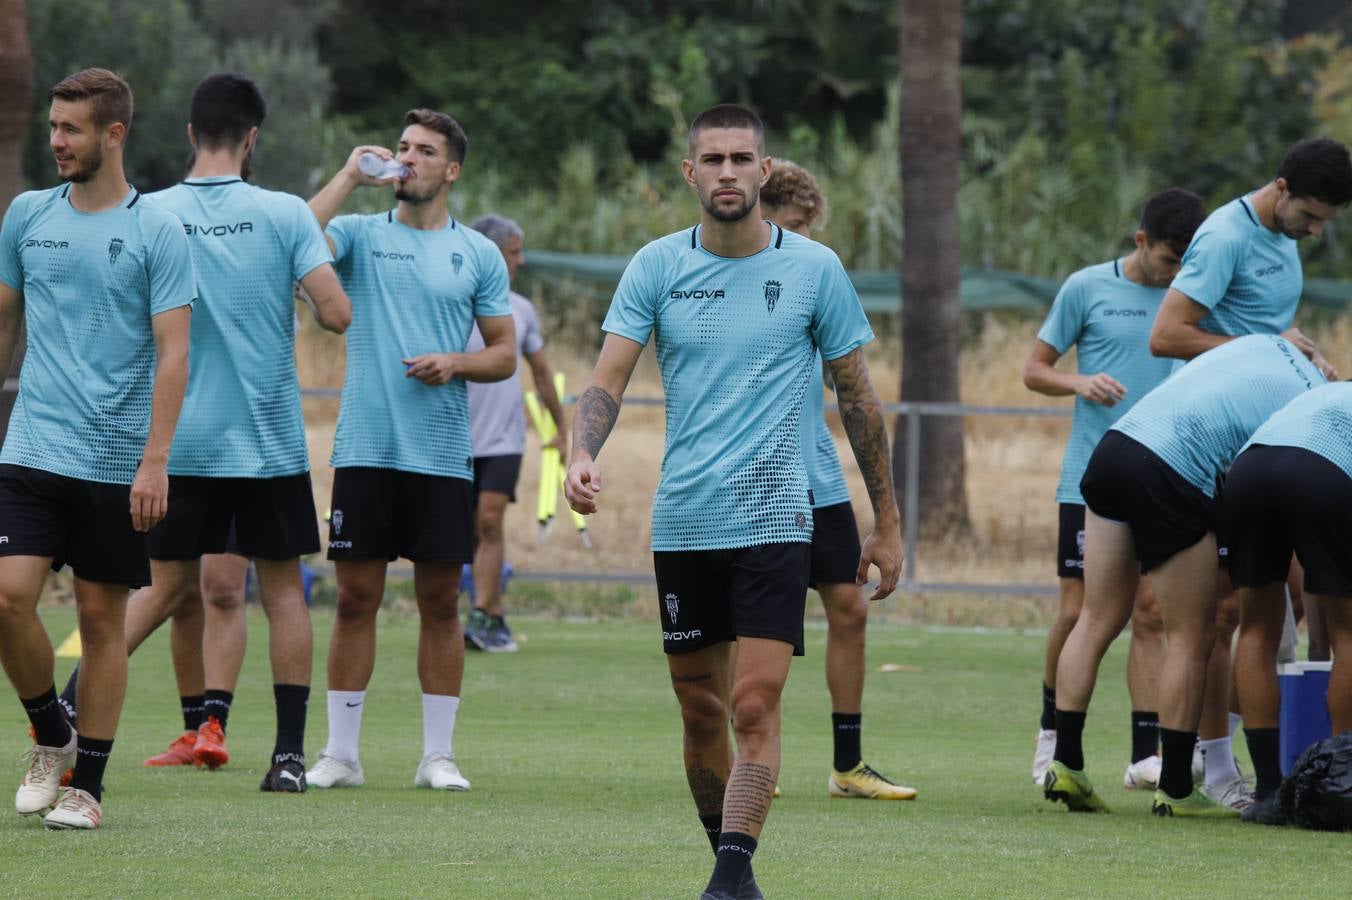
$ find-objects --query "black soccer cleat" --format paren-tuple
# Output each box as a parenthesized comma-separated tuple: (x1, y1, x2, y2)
(260, 757, 307, 793)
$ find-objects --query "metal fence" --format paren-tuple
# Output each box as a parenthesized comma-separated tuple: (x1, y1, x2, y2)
(299, 389, 1071, 596)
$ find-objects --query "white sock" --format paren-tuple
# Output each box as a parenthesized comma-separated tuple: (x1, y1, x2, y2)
(324, 690, 366, 763)
(422, 694, 460, 759)
(1228, 712, 1243, 740)
(1199, 736, 1240, 787)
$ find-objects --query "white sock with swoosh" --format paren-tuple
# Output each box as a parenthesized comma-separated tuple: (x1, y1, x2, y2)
(325, 691, 366, 763)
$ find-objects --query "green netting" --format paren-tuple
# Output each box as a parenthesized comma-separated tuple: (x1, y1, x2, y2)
(522, 250, 1352, 314)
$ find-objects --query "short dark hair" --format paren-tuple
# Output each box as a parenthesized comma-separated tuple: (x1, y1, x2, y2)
(189, 73, 267, 150)
(1138, 188, 1206, 257)
(48, 68, 133, 131)
(1278, 138, 1352, 207)
(687, 103, 765, 158)
(404, 109, 468, 163)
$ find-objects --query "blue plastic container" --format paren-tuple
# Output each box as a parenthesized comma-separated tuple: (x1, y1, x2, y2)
(1278, 661, 1333, 776)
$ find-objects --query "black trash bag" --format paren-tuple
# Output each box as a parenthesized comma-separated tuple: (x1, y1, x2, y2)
(1279, 732, 1352, 831)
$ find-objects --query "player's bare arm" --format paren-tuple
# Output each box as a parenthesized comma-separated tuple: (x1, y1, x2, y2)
(298, 264, 352, 334)
(0, 282, 23, 377)
(1023, 339, 1126, 407)
(131, 305, 191, 533)
(1148, 290, 1233, 361)
(403, 314, 516, 386)
(566, 334, 643, 514)
(307, 144, 402, 249)
(526, 348, 569, 454)
(827, 346, 902, 600)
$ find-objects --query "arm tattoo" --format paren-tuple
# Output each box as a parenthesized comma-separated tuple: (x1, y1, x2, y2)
(686, 761, 727, 818)
(575, 386, 620, 459)
(829, 349, 897, 519)
(721, 762, 775, 833)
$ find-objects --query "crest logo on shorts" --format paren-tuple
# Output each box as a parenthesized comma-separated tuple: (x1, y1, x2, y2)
(764, 279, 782, 314)
(664, 592, 679, 624)
(108, 237, 124, 266)
(451, 252, 464, 275)
(332, 509, 345, 536)
(1076, 529, 1085, 557)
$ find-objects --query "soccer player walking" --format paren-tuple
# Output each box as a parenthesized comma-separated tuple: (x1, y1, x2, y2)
(1022, 189, 1205, 791)
(134, 72, 351, 789)
(760, 160, 915, 801)
(565, 105, 901, 899)
(305, 110, 515, 792)
(0, 69, 194, 828)
(462, 214, 567, 653)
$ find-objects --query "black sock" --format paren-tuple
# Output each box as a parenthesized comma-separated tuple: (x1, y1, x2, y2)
(181, 695, 205, 732)
(203, 689, 234, 732)
(59, 665, 80, 715)
(1245, 727, 1282, 800)
(69, 736, 113, 801)
(832, 712, 862, 772)
(698, 813, 721, 854)
(21, 687, 72, 748)
(1130, 710, 1160, 763)
(272, 684, 309, 762)
(1052, 709, 1085, 771)
(705, 832, 757, 897)
(1040, 683, 1056, 731)
(1159, 728, 1196, 799)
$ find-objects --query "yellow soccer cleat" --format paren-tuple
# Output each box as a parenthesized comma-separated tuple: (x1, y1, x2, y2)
(829, 762, 918, 800)
(1151, 787, 1242, 819)
(1043, 760, 1109, 812)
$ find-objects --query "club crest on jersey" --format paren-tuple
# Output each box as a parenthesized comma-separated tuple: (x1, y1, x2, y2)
(764, 279, 781, 313)
(332, 509, 344, 535)
(664, 592, 679, 624)
(451, 252, 464, 275)
(108, 237, 124, 266)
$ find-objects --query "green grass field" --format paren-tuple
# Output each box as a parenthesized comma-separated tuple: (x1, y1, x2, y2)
(1, 607, 1345, 897)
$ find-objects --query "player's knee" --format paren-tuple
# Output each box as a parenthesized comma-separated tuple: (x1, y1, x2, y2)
(824, 590, 867, 636)
(416, 593, 460, 627)
(1214, 597, 1239, 637)
(730, 689, 779, 739)
(476, 510, 504, 544)
(1130, 600, 1163, 637)
(335, 584, 382, 621)
(676, 689, 727, 739)
(0, 592, 25, 621)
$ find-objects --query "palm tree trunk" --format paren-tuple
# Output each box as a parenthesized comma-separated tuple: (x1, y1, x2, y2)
(895, 0, 969, 541)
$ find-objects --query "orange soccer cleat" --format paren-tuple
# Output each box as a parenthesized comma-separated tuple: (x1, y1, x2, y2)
(193, 717, 230, 770)
(144, 730, 200, 767)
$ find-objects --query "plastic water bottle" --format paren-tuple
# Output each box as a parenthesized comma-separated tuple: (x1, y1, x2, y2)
(358, 152, 408, 180)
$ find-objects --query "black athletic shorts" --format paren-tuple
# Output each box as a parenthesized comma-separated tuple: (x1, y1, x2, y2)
(1223, 445, 1352, 596)
(1079, 431, 1218, 573)
(0, 464, 149, 587)
(653, 542, 810, 656)
(473, 454, 523, 503)
(809, 501, 862, 587)
(327, 467, 475, 564)
(147, 474, 320, 562)
(1057, 503, 1087, 579)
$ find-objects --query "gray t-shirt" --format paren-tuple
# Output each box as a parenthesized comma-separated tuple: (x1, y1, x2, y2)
(467, 291, 545, 457)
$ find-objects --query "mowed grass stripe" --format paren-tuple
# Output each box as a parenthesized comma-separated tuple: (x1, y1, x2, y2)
(1, 609, 1344, 897)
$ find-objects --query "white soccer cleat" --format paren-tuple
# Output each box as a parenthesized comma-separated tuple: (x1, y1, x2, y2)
(1032, 729, 1056, 784)
(1201, 775, 1254, 812)
(1191, 744, 1205, 784)
(414, 754, 470, 791)
(305, 753, 364, 789)
(1123, 755, 1162, 791)
(42, 787, 101, 830)
(16, 729, 77, 815)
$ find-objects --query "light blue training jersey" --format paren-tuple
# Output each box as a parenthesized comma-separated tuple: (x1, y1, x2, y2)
(1244, 382, 1352, 480)
(0, 184, 196, 484)
(1112, 334, 1324, 497)
(1169, 196, 1302, 338)
(1037, 259, 1176, 504)
(603, 223, 874, 551)
(148, 177, 332, 477)
(328, 211, 511, 480)
(801, 355, 850, 509)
